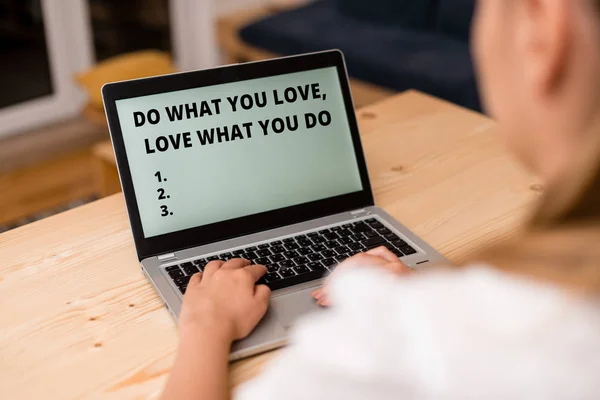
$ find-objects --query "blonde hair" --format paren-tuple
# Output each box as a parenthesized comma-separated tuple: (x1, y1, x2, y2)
(469, 121, 600, 294)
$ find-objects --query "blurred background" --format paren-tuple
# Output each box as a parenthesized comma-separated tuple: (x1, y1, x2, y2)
(0, 0, 478, 233)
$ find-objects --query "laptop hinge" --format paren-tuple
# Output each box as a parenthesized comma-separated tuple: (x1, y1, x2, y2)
(157, 253, 177, 262)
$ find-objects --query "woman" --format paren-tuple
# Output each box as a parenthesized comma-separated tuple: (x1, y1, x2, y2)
(161, 0, 600, 398)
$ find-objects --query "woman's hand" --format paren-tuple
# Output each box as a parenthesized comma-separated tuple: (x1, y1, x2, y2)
(179, 258, 271, 343)
(311, 246, 412, 307)
(162, 259, 270, 400)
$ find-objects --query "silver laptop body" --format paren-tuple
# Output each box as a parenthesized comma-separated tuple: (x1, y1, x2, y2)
(102, 50, 447, 360)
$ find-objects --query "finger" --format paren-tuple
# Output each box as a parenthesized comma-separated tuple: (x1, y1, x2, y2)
(343, 252, 389, 267)
(203, 260, 225, 276)
(221, 258, 251, 270)
(249, 285, 271, 325)
(311, 288, 322, 299)
(245, 264, 268, 282)
(254, 284, 272, 305)
(366, 246, 398, 263)
(317, 297, 330, 307)
(189, 272, 203, 285)
(387, 261, 412, 275)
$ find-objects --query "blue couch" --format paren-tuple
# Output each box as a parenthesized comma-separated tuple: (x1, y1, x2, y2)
(240, 0, 481, 112)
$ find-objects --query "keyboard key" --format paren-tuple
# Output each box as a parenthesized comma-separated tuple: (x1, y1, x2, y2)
(330, 226, 342, 232)
(364, 236, 386, 248)
(284, 242, 299, 250)
(264, 272, 282, 282)
(322, 249, 336, 258)
(168, 269, 184, 279)
(258, 244, 270, 249)
(391, 239, 408, 248)
(266, 268, 328, 291)
(283, 250, 299, 259)
(255, 257, 271, 265)
(207, 255, 220, 261)
(308, 262, 325, 271)
(232, 250, 245, 256)
(383, 233, 400, 241)
(351, 233, 365, 241)
(195, 263, 207, 271)
(293, 265, 311, 275)
(371, 221, 384, 229)
(312, 236, 326, 244)
(180, 262, 193, 268)
(293, 256, 309, 266)
(257, 248, 272, 257)
(267, 264, 279, 273)
(334, 255, 347, 262)
(338, 229, 352, 237)
(334, 246, 350, 255)
(271, 240, 282, 245)
(391, 248, 404, 257)
(311, 244, 326, 252)
(280, 260, 295, 269)
(271, 245, 285, 254)
(400, 246, 417, 255)
(377, 227, 392, 235)
(165, 265, 180, 272)
(270, 253, 285, 262)
(297, 248, 312, 256)
(324, 232, 339, 241)
(364, 231, 378, 238)
(297, 238, 313, 247)
(179, 285, 187, 294)
(183, 265, 199, 275)
(246, 246, 257, 252)
(283, 238, 296, 244)
(279, 268, 296, 278)
(241, 252, 257, 260)
(365, 218, 377, 224)
(296, 234, 307, 240)
(220, 252, 233, 260)
(325, 240, 339, 249)
(192, 258, 206, 265)
(307, 253, 324, 261)
(174, 276, 191, 286)
(348, 242, 363, 251)
(307, 232, 319, 237)
(318, 229, 330, 234)
(321, 258, 336, 267)
(352, 223, 371, 233)
(339, 237, 354, 245)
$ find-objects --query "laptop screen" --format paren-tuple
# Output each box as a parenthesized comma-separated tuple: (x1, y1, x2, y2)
(115, 66, 363, 239)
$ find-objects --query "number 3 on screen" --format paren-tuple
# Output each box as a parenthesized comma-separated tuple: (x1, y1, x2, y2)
(161, 205, 171, 217)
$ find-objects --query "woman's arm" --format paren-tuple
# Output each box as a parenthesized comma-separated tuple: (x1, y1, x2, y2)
(160, 258, 270, 400)
(161, 323, 232, 400)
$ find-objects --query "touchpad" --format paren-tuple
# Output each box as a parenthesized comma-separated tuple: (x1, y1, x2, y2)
(272, 287, 322, 329)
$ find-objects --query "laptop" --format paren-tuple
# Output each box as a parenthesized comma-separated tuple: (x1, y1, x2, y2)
(102, 50, 446, 360)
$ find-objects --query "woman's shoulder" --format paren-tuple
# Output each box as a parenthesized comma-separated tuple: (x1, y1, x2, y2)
(288, 265, 600, 397)
(237, 266, 600, 399)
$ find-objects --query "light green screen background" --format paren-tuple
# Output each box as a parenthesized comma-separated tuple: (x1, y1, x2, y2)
(115, 67, 363, 238)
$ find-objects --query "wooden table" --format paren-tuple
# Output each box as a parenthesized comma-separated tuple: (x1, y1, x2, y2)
(0, 91, 540, 399)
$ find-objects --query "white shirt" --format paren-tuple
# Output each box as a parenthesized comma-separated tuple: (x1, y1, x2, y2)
(236, 266, 600, 399)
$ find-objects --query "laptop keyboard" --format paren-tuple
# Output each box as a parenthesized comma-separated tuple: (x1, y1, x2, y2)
(164, 218, 418, 295)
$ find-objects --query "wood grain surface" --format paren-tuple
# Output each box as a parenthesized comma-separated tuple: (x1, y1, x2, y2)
(0, 91, 539, 399)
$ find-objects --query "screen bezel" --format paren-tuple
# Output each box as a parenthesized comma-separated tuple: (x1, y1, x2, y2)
(102, 50, 374, 260)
